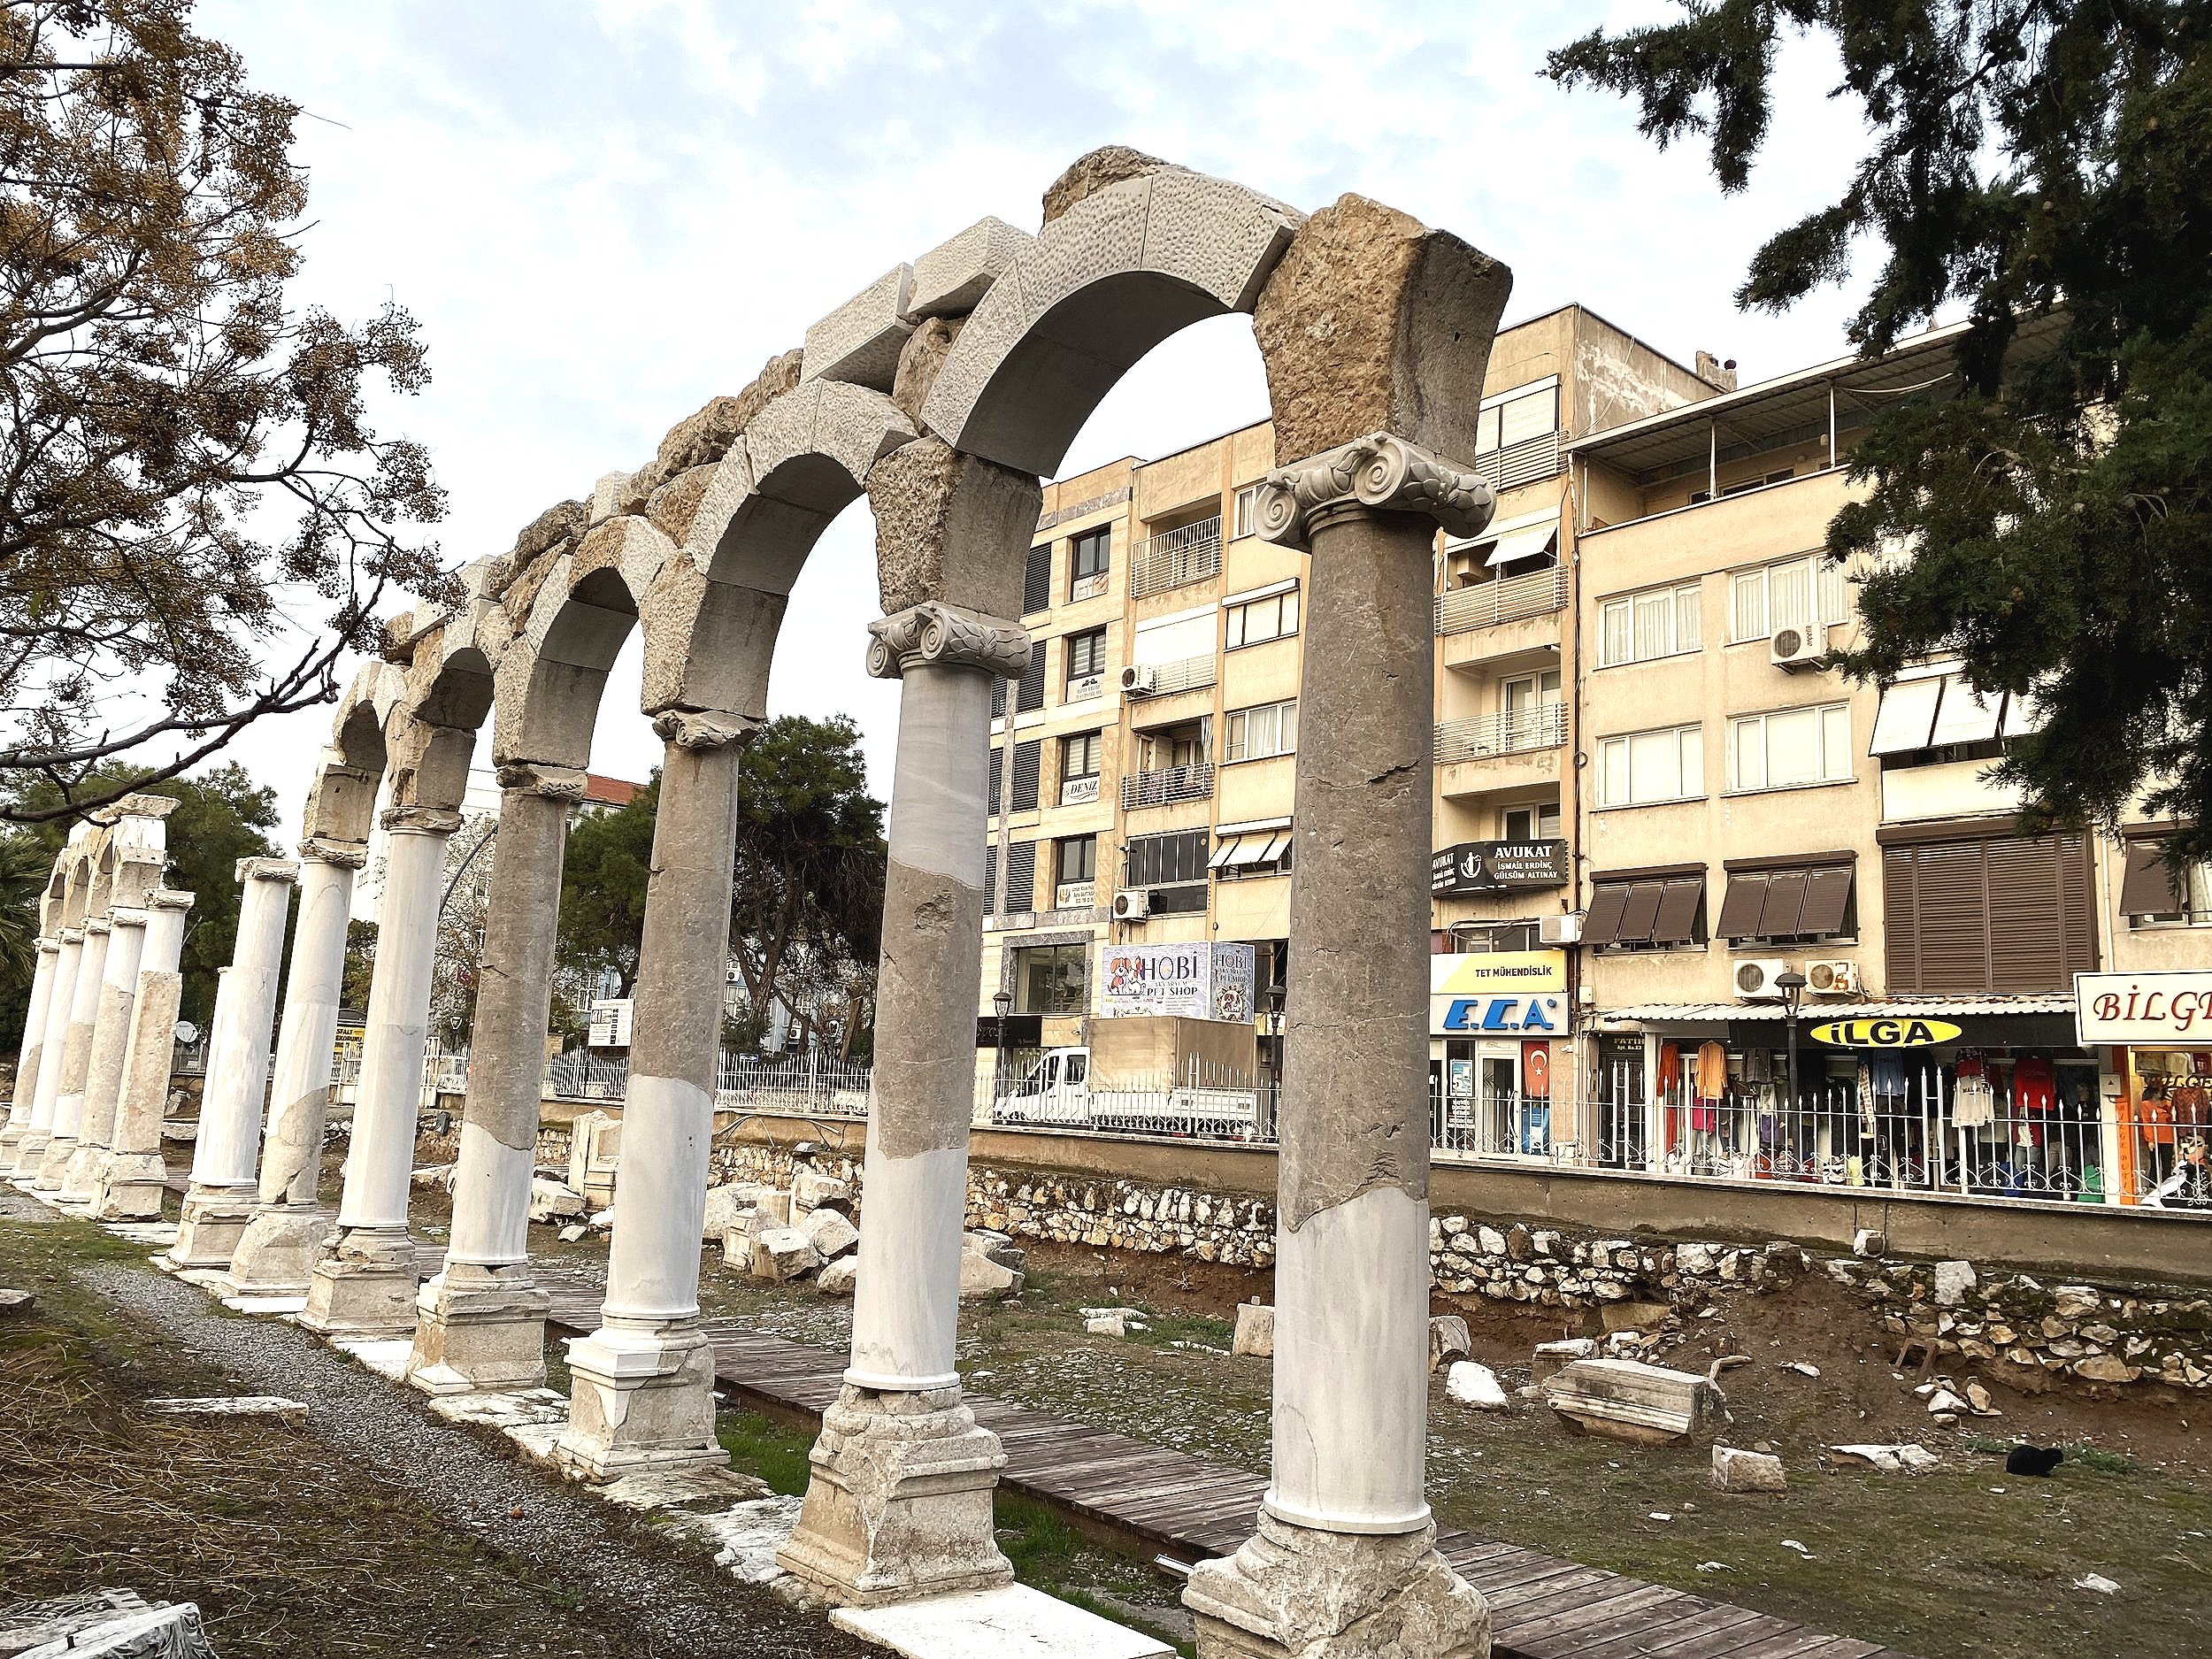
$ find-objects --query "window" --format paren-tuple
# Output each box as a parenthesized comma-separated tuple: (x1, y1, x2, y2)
(1598, 581, 1701, 667)
(1016, 641, 1046, 713)
(1882, 829, 2094, 994)
(1022, 542, 1051, 615)
(1211, 825, 1293, 880)
(1225, 585, 1298, 649)
(1582, 872, 1707, 949)
(1729, 555, 1851, 642)
(2121, 840, 2212, 925)
(1056, 834, 1096, 887)
(1233, 485, 1261, 538)
(1125, 829, 1210, 912)
(1061, 731, 1102, 779)
(1008, 740, 1041, 813)
(1064, 626, 1107, 695)
(1447, 921, 1544, 954)
(1596, 725, 1703, 808)
(1002, 840, 1037, 912)
(1476, 381, 1556, 452)
(1728, 703, 1853, 793)
(1225, 699, 1297, 763)
(1015, 942, 1087, 1015)
(1502, 802, 1562, 841)
(1071, 526, 1110, 580)
(1717, 862, 1857, 942)
(1501, 671, 1563, 749)
(986, 746, 1003, 817)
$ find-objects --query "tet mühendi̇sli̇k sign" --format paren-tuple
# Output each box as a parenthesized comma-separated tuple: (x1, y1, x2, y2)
(1430, 950, 1569, 1036)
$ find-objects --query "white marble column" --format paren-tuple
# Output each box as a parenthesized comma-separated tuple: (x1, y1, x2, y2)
(411, 768, 578, 1394)
(302, 807, 454, 1336)
(36, 918, 111, 1190)
(555, 710, 754, 1480)
(0, 939, 60, 1172)
(779, 603, 1028, 1603)
(59, 904, 150, 1203)
(169, 857, 299, 1268)
(14, 928, 84, 1180)
(223, 844, 364, 1296)
(94, 889, 193, 1220)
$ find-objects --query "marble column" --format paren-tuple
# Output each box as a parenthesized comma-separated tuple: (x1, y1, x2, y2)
(15, 928, 84, 1179)
(411, 765, 578, 1394)
(59, 904, 150, 1203)
(169, 857, 300, 1268)
(94, 890, 194, 1220)
(302, 807, 454, 1336)
(36, 918, 111, 1189)
(777, 603, 1028, 1604)
(1186, 436, 1495, 1659)
(554, 709, 754, 1480)
(223, 843, 365, 1295)
(0, 939, 60, 1172)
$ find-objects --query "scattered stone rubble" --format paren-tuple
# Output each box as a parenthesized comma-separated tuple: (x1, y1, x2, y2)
(1544, 1358, 1729, 1446)
(703, 1174, 1025, 1301)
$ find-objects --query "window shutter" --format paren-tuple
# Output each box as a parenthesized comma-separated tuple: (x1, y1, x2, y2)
(987, 746, 1003, 816)
(1004, 841, 1037, 913)
(1799, 866, 1855, 937)
(1023, 543, 1051, 615)
(1755, 871, 1808, 938)
(983, 843, 998, 910)
(1614, 881, 1664, 945)
(1010, 740, 1041, 812)
(1582, 882, 1631, 946)
(1017, 641, 1047, 712)
(1716, 873, 1767, 940)
(1651, 876, 1705, 945)
(2119, 840, 2182, 915)
(992, 678, 1007, 719)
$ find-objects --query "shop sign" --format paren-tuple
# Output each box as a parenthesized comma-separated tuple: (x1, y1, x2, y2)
(2074, 971, 2212, 1044)
(1430, 950, 1570, 1036)
(1099, 941, 1256, 1023)
(1439, 993, 1566, 1035)
(1431, 839, 1570, 896)
(587, 998, 634, 1049)
(1808, 1017, 1961, 1048)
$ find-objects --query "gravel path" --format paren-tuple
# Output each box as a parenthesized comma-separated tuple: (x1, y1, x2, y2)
(45, 1208, 869, 1659)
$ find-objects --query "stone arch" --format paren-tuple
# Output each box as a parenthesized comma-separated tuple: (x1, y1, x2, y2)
(301, 662, 405, 849)
(493, 514, 668, 771)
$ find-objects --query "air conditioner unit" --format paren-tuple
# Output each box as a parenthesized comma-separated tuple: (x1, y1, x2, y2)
(1805, 957, 1860, 996)
(1770, 622, 1829, 671)
(1111, 888, 1152, 921)
(1734, 958, 1791, 1000)
(1540, 913, 1585, 945)
(1119, 664, 1158, 696)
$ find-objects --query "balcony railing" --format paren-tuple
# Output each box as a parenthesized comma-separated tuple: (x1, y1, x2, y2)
(1435, 565, 1569, 635)
(1471, 430, 1563, 491)
(1126, 653, 1216, 698)
(1433, 703, 1567, 765)
(1130, 516, 1223, 599)
(1120, 762, 1216, 810)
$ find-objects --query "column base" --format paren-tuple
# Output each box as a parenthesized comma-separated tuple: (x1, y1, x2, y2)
(407, 1263, 550, 1395)
(1184, 1514, 1489, 1659)
(0, 1125, 27, 1174)
(167, 1183, 258, 1269)
(92, 1152, 169, 1221)
(221, 1204, 334, 1298)
(775, 1382, 1013, 1607)
(11, 1129, 51, 1179)
(551, 1319, 725, 1482)
(300, 1225, 419, 1338)
(58, 1142, 110, 1206)
(32, 1132, 77, 1191)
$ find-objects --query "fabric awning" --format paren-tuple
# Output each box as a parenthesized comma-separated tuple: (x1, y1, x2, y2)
(1870, 665, 2045, 756)
(1207, 838, 1240, 870)
(1486, 524, 1560, 567)
(1929, 679, 2003, 746)
(1868, 675, 1943, 755)
(2119, 839, 2185, 916)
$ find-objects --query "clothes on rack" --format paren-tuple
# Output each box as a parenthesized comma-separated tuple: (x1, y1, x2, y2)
(1695, 1041, 1728, 1102)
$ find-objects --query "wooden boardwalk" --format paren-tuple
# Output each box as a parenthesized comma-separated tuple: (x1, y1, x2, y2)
(538, 1288, 1908, 1659)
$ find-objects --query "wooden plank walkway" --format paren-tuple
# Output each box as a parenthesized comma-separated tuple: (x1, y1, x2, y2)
(539, 1288, 1908, 1659)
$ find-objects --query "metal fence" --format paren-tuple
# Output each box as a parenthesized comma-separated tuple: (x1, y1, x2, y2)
(1434, 565, 1569, 635)
(1129, 517, 1223, 599)
(1433, 703, 1568, 764)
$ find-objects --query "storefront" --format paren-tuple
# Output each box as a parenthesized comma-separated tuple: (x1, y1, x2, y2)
(1429, 950, 1569, 1159)
(2074, 972, 2212, 1210)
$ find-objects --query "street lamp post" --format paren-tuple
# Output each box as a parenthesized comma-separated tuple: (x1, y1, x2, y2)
(1776, 970, 1809, 1115)
(992, 987, 1014, 1108)
(1263, 981, 1287, 1141)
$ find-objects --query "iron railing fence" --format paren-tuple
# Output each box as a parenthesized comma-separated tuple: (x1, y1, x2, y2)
(1130, 517, 1223, 599)
(1120, 762, 1215, 810)
(1435, 565, 1569, 635)
(1433, 703, 1568, 765)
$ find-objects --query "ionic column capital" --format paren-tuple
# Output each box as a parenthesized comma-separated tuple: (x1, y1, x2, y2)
(234, 856, 303, 884)
(865, 602, 1030, 682)
(649, 709, 761, 751)
(495, 760, 589, 800)
(150, 887, 196, 912)
(58, 927, 83, 945)
(35, 938, 59, 956)
(299, 835, 371, 870)
(109, 906, 150, 930)
(380, 806, 464, 836)
(1255, 432, 1497, 552)
(81, 918, 111, 936)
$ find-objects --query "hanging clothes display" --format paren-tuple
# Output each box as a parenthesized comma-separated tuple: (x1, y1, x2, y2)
(1691, 1041, 1727, 1134)
(1953, 1051, 1995, 1129)
(1656, 1042, 1680, 1096)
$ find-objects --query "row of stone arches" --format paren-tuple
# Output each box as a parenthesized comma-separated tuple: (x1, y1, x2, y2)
(9, 149, 1513, 1657)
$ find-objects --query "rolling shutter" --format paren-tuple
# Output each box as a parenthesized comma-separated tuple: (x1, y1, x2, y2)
(1884, 829, 2093, 994)
(983, 843, 998, 910)
(987, 747, 1003, 817)
(2119, 840, 2185, 916)
(1003, 841, 1037, 913)
(992, 678, 1007, 719)
(1016, 641, 1047, 713)
(1023, 543, 1051, 615)
(1010, 741, 1041, 813)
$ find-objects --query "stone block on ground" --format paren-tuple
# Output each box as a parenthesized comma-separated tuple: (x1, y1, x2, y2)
(720, 1217, 764, 1265)
(830, 1581, 1174, 1659)
(818, 1257, 858, 1297)
(1427, 1314, 1471, 1371)
(749, 1227, 823, 1282)
(1233, 1302, 1274, 1358)
(1601, 1300, 1671, 1334)
(1544, 1358, 1728, 1445)
(1831, 1442, 1939, 1472)
(0, 1286, 35, 1315)
(791, 1170, 851, 1214)
(799, 1206, 859, 1262)
(410, 1163, 455, 1191)
(1445, 1360, 1508, 1411)
(527, 1178, 585, 1223)
(0, 1591, 216, 1659)
(701, 1182, 764, 1240)
(958, 1248, 1023, 1301)
(557, 1224, 586, 1244)
(1853, 1227, 1886, 1258)
(964, 1228, 1025, 1271)
(148, 1394, 308, 1428)
(1711, 1445, 1787, 1494)
(1933, 1259, 1978, 1306)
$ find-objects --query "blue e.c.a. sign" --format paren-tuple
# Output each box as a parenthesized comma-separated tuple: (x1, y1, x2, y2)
(1440, 994, 1565, 1034)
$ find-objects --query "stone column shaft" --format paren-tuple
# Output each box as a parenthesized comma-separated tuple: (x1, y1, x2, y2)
(303, 810, 453, 1335)
(94, 891, 192, 1220)
(170, 858, 299, 1267)
(556, 712, 752, 1479)
(411, 772, 576, 1394)
(14, 930, 83, 1175)
(1, 941, 60, 1171)
(37, 918, 111, 1189)
(223, 849, 361, 1295)
(60, 906, 149, 1202)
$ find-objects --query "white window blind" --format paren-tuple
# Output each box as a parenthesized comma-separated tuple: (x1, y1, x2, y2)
(1600, 581, 1701, 667)
(1730, 703, 1852, 792)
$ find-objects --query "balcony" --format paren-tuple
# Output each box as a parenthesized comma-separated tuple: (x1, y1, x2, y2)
(1130, 516, 1223, 599)
(1121, 762, 1216, 810)
(1435, 565, 1569, 635)
(1471, 430, 1563, 491)
(1123, 653, 1217, 699)
(1433, 704, 1567, 765)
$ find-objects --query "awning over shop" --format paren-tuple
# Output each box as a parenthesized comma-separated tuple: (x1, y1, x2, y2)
(1715, 862, 1855, 941)
(1869, 663, 2046, 756)
(1584, 871, 1705, 948)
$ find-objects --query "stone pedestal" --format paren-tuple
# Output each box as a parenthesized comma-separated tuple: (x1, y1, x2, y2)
(1185, 1515, 1489, 1659)
(554, 718, 750, 1479)
(60, 906, 149, 1204)
(409, 774, 573, 1394)
(92, 891, 193, 1221)
(0, 940, 61, 1173)
(13, 929, 84, 1179)
(37, 918, 111, 1189)
(303, 810, 451, 1336)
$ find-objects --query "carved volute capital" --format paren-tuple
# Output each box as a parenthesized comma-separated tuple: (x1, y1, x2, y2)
(1255, 432, 1496, 552)
(380, 805, 464, 837)
(650, 709, 761, 751)
(495, 761, 589, 800)
(865, 601, 1030, 682)
(299, 835, 371, 870)
(235, 856, 303, 885)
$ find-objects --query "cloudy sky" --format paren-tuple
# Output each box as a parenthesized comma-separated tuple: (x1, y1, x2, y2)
(189, 0, 1880, 841)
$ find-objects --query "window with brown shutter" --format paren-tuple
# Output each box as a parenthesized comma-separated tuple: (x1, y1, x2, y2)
(1717, 861, 1855, 941)
(1587, 872, 1705, 949)
(1716, 874, 1767, 941)
(1801, 866, 1855, 936)
(1582, 883, 1631, 946)
(1882, 827, 2093, 994)
(1652, 876, 1705, 945)
(1615, 881, 1663, 944)
(1756, 871, 1808, 937)
(2119, 840, 2186, 916)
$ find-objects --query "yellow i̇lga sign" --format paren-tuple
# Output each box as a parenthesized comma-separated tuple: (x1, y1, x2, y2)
(1809, 1017, 1963, 1048)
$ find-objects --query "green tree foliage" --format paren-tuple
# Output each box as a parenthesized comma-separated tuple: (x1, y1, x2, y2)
(0, 0, 449, 822)
(0, 828, 47, 1036)
(557, 772, 657, 999)
(340, 917, 376, 1013)
(1550, 4, 2212, 854)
